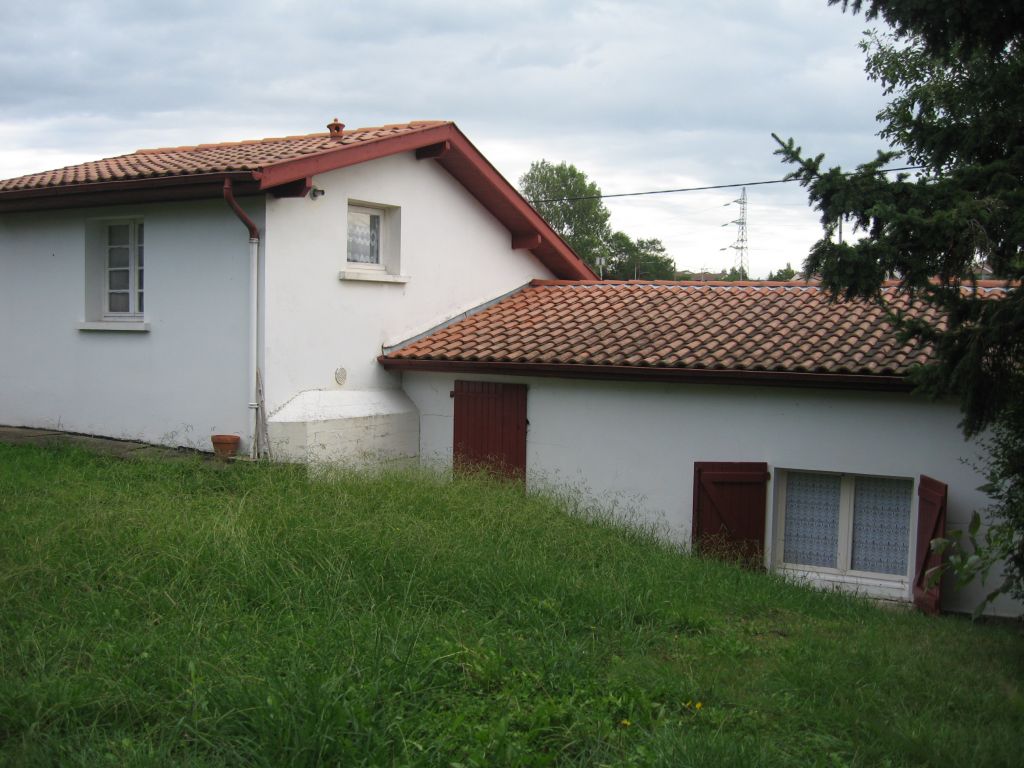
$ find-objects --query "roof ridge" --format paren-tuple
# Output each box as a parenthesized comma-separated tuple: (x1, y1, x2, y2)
(133, 120, 450, 155)
(528, 278, 1014, 290)
(529, 279, 825, 288)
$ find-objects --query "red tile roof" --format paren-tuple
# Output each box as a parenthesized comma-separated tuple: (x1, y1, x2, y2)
(0, 121, 448, 192)
(383, 280, 1008, 386)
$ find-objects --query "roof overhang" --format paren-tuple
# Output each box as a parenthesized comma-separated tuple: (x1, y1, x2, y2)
(0, 172, 261, 213)
(377, 356, 914, 392)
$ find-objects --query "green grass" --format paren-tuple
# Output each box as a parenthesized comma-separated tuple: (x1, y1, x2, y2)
(0, 444, 1022, 767)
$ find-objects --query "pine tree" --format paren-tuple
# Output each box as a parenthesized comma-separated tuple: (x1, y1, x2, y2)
(773, 0, 1024, 609)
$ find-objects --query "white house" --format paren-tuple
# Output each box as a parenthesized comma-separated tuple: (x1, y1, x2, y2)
(0, 119, 1015, 616)
(0, 119, 594, 460)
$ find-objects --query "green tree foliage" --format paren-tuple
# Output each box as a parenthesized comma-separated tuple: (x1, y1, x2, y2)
(722, 266, 749, 281)
(774, 0, 1024, 609)
(604, 232, 677, 280)
(767, 262, 798, 281)
(520, 160, 677, 279)
(519, 160, 612, 269)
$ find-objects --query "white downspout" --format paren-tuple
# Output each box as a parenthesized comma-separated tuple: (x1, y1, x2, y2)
(223, 178, 263, 459)
(247, 236, 259, 458)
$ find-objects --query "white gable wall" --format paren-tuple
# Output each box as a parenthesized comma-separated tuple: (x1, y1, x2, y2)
(401, 371, 1017, 616)
(262, 152, 554, 411)
(261, 152, 553, 463)
(0, 198, 262, 448)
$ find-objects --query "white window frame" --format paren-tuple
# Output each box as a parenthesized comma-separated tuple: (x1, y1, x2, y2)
(103, 219, 144, 321)
(346, 204, 386, 271)
(773, 469, 917, 586)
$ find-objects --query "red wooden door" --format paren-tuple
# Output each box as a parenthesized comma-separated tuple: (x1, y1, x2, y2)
(692, 462, 770, 563)
(914, 475, 948, 615)
(452, 381, 527, 481)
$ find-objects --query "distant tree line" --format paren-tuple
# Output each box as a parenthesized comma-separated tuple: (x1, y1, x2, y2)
(520, 160, 801, 282)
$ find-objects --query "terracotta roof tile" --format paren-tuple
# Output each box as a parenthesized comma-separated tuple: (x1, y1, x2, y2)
(0, 121, 448, 192)
(386, 280, 1010, 378)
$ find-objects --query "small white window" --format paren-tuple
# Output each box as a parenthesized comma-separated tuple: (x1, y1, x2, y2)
(104, 220, 144, 319)
(340, 202, 403, 282)
(778, 471, 912, 579)
(347, 205, 384, 267)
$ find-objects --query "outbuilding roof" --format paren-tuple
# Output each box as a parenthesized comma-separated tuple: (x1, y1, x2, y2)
(381, 280, 1008, 390)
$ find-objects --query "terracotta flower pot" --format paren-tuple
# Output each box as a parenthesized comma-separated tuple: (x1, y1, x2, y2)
(211, 434, 241, 459)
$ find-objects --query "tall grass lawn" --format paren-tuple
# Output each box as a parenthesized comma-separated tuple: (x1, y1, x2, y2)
(1, 444, 1022, 767)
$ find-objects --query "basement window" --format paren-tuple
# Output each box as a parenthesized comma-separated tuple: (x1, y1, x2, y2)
(775, 471, 913, 579)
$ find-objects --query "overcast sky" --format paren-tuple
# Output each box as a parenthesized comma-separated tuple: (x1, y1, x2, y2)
(0, 0, 891, 277)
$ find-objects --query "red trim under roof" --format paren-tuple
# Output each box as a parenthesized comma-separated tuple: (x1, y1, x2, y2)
(377, 357, 914, 392)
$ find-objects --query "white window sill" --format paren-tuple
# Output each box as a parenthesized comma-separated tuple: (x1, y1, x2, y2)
(338, 270, 409, 284)
(76, 321, 151, 332)
(778, 565, 910, 600)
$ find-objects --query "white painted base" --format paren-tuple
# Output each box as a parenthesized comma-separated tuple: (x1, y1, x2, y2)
(268, 389, 419, 466)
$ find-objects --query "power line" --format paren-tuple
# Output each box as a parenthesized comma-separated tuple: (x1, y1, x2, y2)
(527, 165, 924, 204)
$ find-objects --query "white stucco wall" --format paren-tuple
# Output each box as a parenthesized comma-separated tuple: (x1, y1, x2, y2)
(0, 197, 263, 448)
(402, 371, 1018, 616)
(261, 152, 554, 414)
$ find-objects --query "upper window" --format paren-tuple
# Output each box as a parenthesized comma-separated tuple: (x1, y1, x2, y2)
(347, 205, 383, 267)
(779, 471, 912, 577)
(104, 221, 144, 318)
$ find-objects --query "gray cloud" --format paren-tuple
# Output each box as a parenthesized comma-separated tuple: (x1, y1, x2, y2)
(0, 0, 894, 275)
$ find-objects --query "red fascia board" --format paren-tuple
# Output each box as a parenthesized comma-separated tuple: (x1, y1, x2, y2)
(377, 357, 914, 392)
(0, 176, 261, 213)
(434, 130, 596, 280)
(0, 171, 256, 201)
(257, 123, 596, 281)
(256, 124, 456, 189)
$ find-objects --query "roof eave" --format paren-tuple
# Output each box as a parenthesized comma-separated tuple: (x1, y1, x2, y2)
(376, 357, 915, 392)
(0, 171, 260, 213)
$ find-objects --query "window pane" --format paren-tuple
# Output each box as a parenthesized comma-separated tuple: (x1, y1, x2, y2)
(784, 473, 841, 568)
(137, 222, 144, 245)
(137, 268, 144, 290)
(347, 210, 381, 263)
(108, 292, 129, 312)
(108, 247, 130, 268)
(138, 292, 144, 313)
(108, 224, 129, 246)
(852, 477, 912, 574)
(137, 246, 144, 267)
(108, 270, 129, 290)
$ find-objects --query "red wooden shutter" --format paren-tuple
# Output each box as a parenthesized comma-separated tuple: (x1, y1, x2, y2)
(914, 475, 948, 614)
(692, 462, 770, 563)
(452, 381, 527, 481)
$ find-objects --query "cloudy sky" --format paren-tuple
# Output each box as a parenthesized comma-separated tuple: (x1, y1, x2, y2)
(0, 0, 891, 277)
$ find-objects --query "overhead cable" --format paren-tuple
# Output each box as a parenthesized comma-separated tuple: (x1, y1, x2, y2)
(527, 166, 924, 204)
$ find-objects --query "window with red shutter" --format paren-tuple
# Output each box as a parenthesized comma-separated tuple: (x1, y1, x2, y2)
(914, 475, 948, 614)
(692, 462, 770, 563)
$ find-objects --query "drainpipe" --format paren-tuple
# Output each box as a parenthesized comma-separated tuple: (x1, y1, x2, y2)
(223, 178, 262, 459)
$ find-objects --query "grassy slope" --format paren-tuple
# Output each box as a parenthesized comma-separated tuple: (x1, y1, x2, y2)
(0, 444, 1022, 767)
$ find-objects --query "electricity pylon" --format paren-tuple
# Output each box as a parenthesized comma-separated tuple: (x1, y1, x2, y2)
(722, 187, 749, 279)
